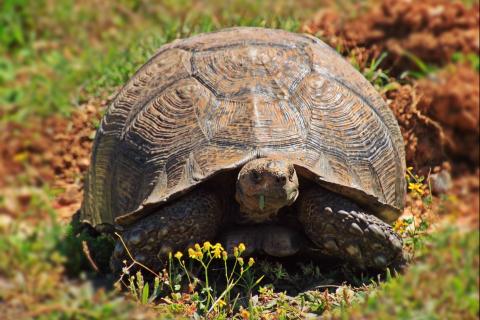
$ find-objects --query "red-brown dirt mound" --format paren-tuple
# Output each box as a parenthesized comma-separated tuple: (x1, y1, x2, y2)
(0, 103, 103, 220)
(304, 0, 479, 173)
(385, 63, 479, 172)
(385, 83, 446, 172)
(417, 63, 479, 167)
(304, 0, 479, 73)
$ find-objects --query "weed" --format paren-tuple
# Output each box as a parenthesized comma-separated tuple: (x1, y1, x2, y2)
(452, 52, 480, 71)
(396, 167, 433, 258)
(400, 52, 438, 79)
(361, 52, 392, 90)
(405, 166, 432, 206)
(59, 219, 114, 276)
(116, 237, 263, 317)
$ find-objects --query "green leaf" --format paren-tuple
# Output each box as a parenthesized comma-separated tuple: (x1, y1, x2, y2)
(141, 282, 150, 304)
(259, 195, 265, 210)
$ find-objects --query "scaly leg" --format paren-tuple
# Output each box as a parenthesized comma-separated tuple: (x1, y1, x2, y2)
(111, 188, 223, 273)
(297, 188, 405, 269)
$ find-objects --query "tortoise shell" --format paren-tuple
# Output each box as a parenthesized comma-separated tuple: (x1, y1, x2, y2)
(81, 27, 406, 227)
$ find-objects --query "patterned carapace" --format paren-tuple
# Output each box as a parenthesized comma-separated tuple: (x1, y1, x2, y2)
(81, 27, 406, 227)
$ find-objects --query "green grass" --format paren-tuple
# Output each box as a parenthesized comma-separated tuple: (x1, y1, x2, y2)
(452, 52, 480, 71)
(0, 193, 151, 319)
(399, 52, 439, 80)
(3, 0, 475, 121)
(1, 205, 477, 319)
(398, 51, 480, 80)
(0, 0, 319, 122)
(338, 228, 479, 319)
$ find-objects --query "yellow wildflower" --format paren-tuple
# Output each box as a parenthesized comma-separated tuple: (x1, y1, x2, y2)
(194, 243, 202, 251)
(188, 248, 203, 259)
(217, 299, 226, 309)
(248, 257, 255, 267)
(174, 251, 183, 260)
(240, 308, 250, 320)
(210, 243, 224, 258)
(238, 243, 246, 254)
(237, 257, 244, 266)
(234, 247, 239, 257)
(408, 182, 425, 196)
(213, 243, 224, 250)
(393, 220, 408, 234)
(213, 245, 222, 258)
(203, 241, 212, 251)
(13, 152, 28, 163)
(222, 251, 228, 260)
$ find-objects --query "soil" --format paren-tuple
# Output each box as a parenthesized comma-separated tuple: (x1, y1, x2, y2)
(0, 102, 104, 221)
(385, 83, 447, 173)
(303, 0, 479, 73)
(304, 0, 479, 176)
(385, 62, 479, 173)
(417, 63, 479, 167)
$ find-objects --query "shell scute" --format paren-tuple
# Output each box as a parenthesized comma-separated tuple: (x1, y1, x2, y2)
(81, 27, 405, 227)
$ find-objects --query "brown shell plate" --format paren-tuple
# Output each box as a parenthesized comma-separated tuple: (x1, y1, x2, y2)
(81, 27, 406, 227)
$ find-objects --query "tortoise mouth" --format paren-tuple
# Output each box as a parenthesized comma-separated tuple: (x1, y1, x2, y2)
(235, 186, 299, 222)
(248, 189, 298, 202)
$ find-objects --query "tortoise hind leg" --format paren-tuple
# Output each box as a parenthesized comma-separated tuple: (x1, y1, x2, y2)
(111, 188, 223, 273)
(297, 188, 405, 270)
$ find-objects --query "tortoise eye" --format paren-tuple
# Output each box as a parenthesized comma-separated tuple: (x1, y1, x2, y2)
(288, 166, 294, 178)
(277, 175, 287, 184)
(251, 171, 262, 183)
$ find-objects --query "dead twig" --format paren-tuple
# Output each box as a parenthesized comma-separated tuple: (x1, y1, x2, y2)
(82, 240, 99, 272)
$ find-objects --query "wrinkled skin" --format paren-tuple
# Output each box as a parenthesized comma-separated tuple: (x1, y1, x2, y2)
(235, 158, 299, 223)
(111, 157, 404, 273)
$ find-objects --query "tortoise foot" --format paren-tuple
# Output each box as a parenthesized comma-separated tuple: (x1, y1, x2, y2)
(298, 188, 405, 270)
(110, 188, 223, 274)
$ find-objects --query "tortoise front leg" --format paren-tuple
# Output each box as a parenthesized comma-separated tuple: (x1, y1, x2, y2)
(111, 188, 223, 273)
(297, 188, 405, 270)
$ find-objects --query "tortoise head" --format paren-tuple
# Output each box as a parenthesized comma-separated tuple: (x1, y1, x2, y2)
(235, 158, 299, 222)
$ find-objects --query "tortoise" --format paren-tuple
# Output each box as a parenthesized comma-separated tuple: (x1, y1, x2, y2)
(81, 27, 406, 271)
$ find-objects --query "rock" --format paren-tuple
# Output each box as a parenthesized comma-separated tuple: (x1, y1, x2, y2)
(430, 169, 452, 195)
